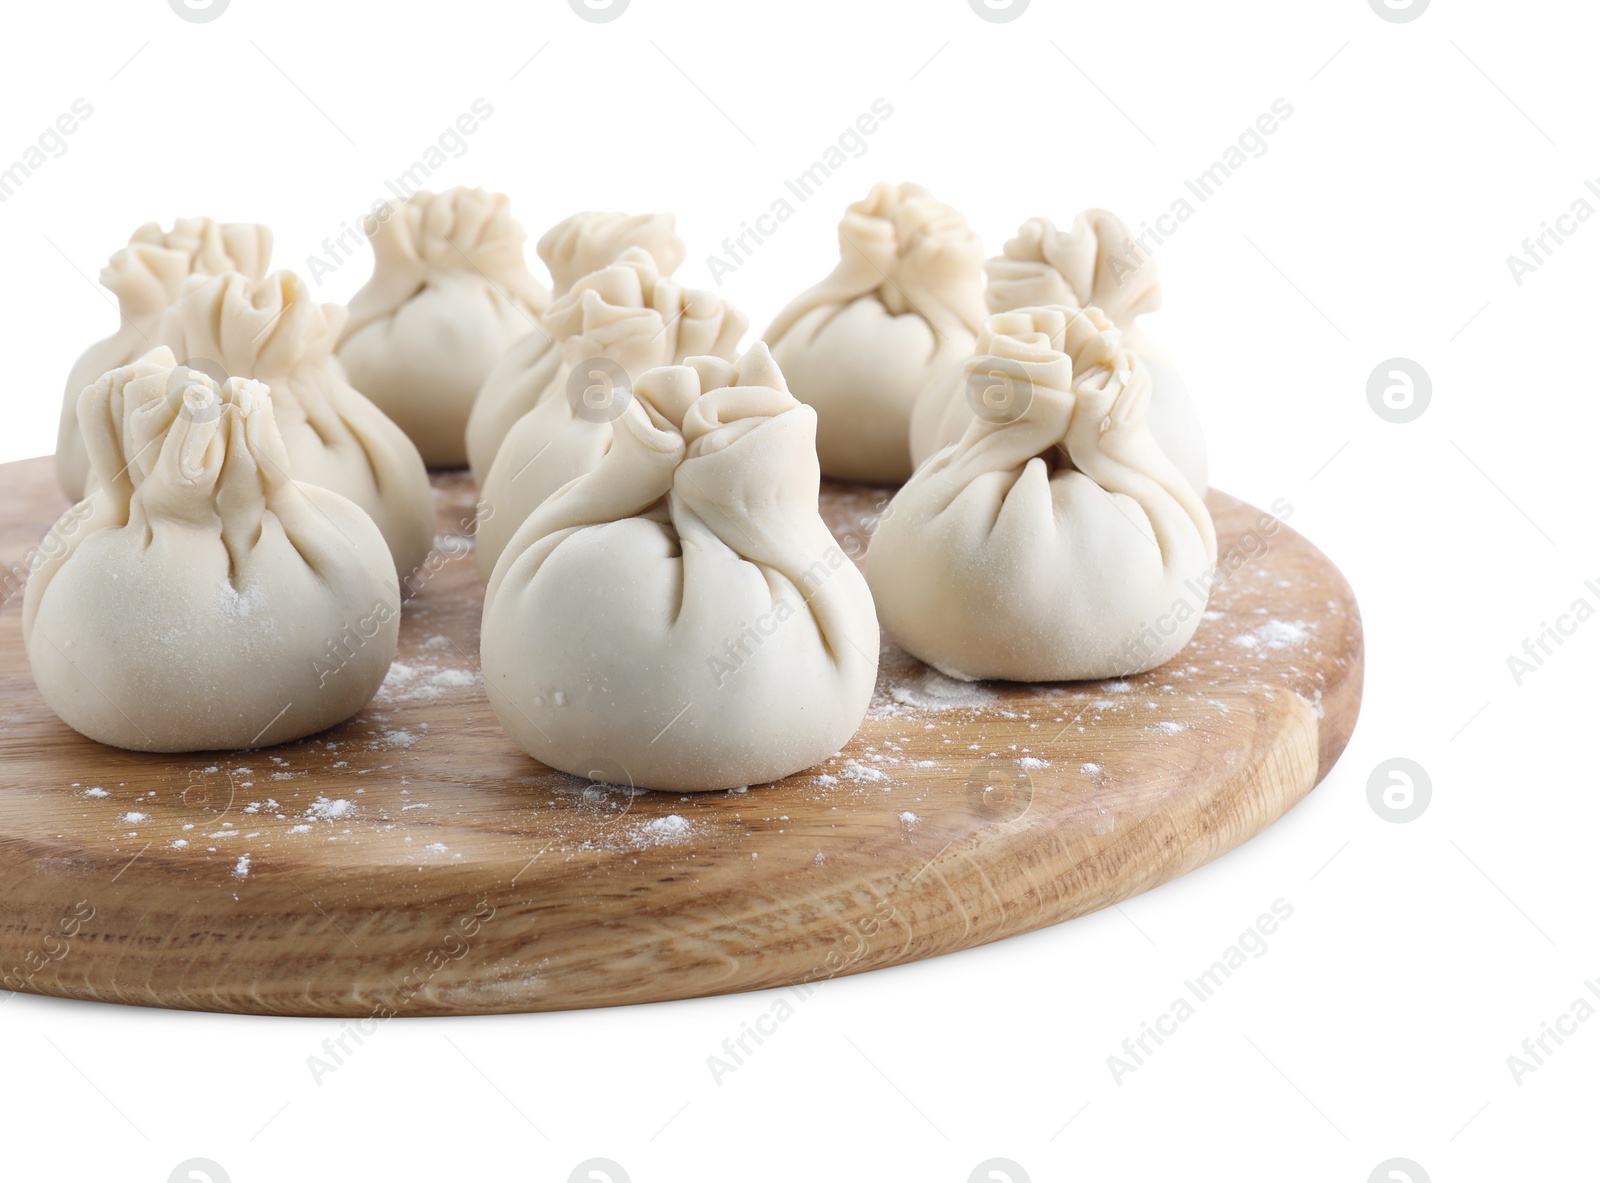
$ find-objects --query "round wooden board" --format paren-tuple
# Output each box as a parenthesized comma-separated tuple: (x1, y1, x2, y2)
(0, 456, 1361, 1017)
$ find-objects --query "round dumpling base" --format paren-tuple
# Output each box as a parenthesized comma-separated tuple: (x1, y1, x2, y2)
(0, 458, 1361, 1016)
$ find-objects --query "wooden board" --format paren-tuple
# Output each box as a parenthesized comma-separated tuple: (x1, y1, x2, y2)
(0, 456, 1361, 1016)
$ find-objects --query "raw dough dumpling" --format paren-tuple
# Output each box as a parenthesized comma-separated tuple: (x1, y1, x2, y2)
(481, 343, 879, 792)
(56, 217, 273, 501)
(475, 248, 746, 579)
(868, 306, 1217, 683)
(337, 187, 551, 467)
(24, 348, 399, 753)
(910, 211, 1208, 492)
(157, 270, 435, 582)
(763, 181, 986, 484)
(465, 211, 686, 484)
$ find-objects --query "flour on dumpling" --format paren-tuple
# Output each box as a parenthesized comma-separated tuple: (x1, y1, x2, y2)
(764, 181, 986, 483)
(338, 187, 550, 467)
(24, 348, 399, 753)
(868, 306, 1217, 683)
(480, 343, 878, 792)
(475, 248, 746, 579)
(466, 211, 687, 484)
(910, 211, 1208, 493)
(56, 217, 272, 501)
(158, 269, 434, 582)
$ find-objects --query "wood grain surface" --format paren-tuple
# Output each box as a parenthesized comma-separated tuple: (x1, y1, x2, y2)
(0, 456, 1362, 1016)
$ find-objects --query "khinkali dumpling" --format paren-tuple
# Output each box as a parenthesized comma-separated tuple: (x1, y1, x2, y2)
(24, 348, 399, 753)
(910, 211, 1208, 492)
(475, 248, 747, 579)
(867, 306, 1217, 682)
(481, 343, 878, 792)
(465, 211, 686, 484)
(337, 187, 551, 467)
(156, 269, 435, 583)
(56, 217, 273, 501)
(763, 181, 986, 484)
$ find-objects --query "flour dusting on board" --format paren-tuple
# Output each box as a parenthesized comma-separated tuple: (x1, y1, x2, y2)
(1232, 620, 1310, 651)
(840, 759, 888, 784)
(875, 667, 996, 716)
(306, 797, 355, 822)
(378, 658, 481, 704)
(638, 814, 692, 843)
(18, 487, 1352, 895)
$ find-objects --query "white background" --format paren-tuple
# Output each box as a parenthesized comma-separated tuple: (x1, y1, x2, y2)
(1, 0, 1595, 1180)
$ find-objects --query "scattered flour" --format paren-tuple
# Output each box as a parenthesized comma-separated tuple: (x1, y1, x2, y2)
(122, 812, 147, 823)
(1018, 757, 1049, 770)
(379, 660, 481, 704)
(624, 814, 693, 847)
(233, 854, 251, 879)
(83, 787, 108, 799)
(1151, 721, 1187, 735)
(899, 811, 920, 827)
(877, 669, 995, 715)
(1232, 620, 1310, 651)
(840, 759, 887, 784)
(218, 581, 266, 618)
(306, 797, 355, 822)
